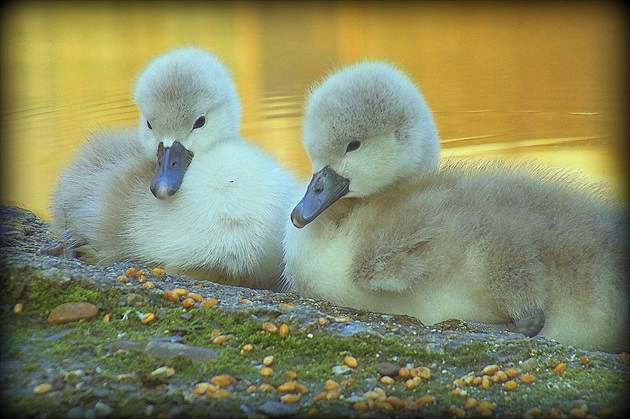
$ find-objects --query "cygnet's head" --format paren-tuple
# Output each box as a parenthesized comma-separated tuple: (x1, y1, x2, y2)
(291, 61, 440, 227)
(134, 48, 241, 199)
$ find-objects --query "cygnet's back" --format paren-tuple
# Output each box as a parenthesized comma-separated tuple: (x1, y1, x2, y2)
(284, 61, 629, 352)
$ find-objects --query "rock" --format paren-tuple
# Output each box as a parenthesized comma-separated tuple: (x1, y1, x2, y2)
(143, 340, 219, 363)
(2, 205, 629, 418)
(257, 400, 299, 416)
(377, 362, 401, 377)
(47, 302, 99, 325)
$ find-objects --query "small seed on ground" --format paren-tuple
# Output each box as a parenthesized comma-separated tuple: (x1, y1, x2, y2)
(520, 373, 536, 384)
(201, 298, 218, 308)
(34, 383, 53, 395)
(262, 322, 278, 334)
(181, 298, 195, 309)
(279, 324, 290, 337)
(151, 268, 166, 275)
(211, 374, 235, 388)
(164, 290, 179, 302)
(552, 363, 566, 374)
(172, 288, 188, 297)
(343, 356, 358, 368)
(502, 380, 517, 391)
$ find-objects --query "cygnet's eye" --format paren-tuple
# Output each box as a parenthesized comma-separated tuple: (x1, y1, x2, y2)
(346, 140, 361, 153)
(147, 120, 153, 130)
(193, 115, 206, 130)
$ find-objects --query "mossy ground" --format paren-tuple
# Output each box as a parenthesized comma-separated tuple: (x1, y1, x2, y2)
(2, 265, 629, 418)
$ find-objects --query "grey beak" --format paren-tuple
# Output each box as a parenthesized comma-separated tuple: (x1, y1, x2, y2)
(150, 141, 194, 200)
(291, 166, 350, 228)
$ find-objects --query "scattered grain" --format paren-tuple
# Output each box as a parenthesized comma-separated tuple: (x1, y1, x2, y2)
(463, 397, 478, 410)
(258, 383, 276, 392)
(241, 344, 253, 353)
(279, 324, 290, 337)
(141, 313, 155, 324)
(417, 395, 436, 406)
(201, 298, 218, 308)
(263, 355, 275, 366)
(33, 383, 53, 395)
(13, 303, 24, 314)
(137, 274, 147, 283)
(188, 293, 203, 303)
(620, 352, 630, 364)
(380, 376, 395, 386)
(102, 314, 110, 323)
(125, 267, 137, 277)
(569, 408, 588, 419)
(240, 298, 253, 305)
(151, 268, 166, 275)
(151, 366, 175, 377)
(502, 380, 517, 391)
(279, 304, 295, 309)
(262, 322, 278, 334)
(259, 367, 273, 377)
(209, 389, 231, 399)
(525, 407, 542, 417)
(211, 374, 235, 388)
(317, 317, 329, 327)
(415, 366, 431, 380)
(478, 401, 495, 411)
(343, 356, 358, 368)
(172, 288, 188, 297)
(448, 405, 466, 419)
(117, 276, 128, 284)
(164, 290, 180, 302)
(194, 382, 216, 395)
(404, 377, 421, 390)
(505, 367, 520, 378)
(181, 297, 195, 309)
(520, 373, 536, 384)
(211, 335, 229, 345)
(334, 316, 350, 322)
(285, 370, 298, 380)
(552, 363, 566, 374)
(580, 355, 589, 365)
(353, 401, 369, 411)
(482, 364, 499, 376)
(324, 380, 339, 391)
(481, 376, 490, 389)
(280, 394, 301, 403)
(143, 281, 154, 289)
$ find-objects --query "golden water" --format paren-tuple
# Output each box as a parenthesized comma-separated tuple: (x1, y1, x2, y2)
(1, 3, 627, 220)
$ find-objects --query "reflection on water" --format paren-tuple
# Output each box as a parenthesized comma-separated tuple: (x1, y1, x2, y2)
(1, 2, 627, 220)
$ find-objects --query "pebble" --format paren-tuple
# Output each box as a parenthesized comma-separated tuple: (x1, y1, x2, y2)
(257, 400, 299, 416)
(66, 406, 84, 419)
(48, 302, 99, 325)
(144, 340, 219, 363)
(377, 362, 401, 377)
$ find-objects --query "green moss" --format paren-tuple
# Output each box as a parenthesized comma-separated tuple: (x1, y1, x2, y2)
(2, 265, 628, 418)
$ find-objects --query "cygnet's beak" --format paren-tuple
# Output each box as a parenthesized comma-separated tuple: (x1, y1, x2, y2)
(150, 141, 194, 200)
(291, 166, 350, 228)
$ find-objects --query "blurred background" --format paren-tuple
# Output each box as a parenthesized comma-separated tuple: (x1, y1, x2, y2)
(1, 2, 628, 220)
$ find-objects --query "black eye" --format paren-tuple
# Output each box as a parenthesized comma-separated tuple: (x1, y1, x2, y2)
(346, 140, 361, 153)
(147, 120, 152, 130)
(193, 115, 206, 129)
